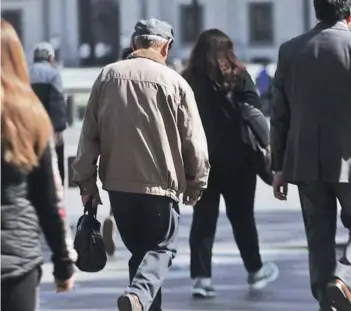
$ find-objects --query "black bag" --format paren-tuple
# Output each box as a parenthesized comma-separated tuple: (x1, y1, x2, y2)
(224, 92, 273, 185)
(238, 102, 273, 186)
(74, 201, 107, 272)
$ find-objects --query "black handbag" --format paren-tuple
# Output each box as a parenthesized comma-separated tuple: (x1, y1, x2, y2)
(74, 201, 107, 272)
(224, 92, 273, 185)
(237, 103, 273, 186)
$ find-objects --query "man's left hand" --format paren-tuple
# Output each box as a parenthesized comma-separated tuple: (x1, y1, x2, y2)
(273, 171, 288, 201)
(82, 194, 102, 209)
(183, 189, 203, 206)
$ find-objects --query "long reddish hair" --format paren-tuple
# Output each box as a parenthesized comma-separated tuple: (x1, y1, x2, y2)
(1, 19, 52, 171)
(185, 29, 244, 91)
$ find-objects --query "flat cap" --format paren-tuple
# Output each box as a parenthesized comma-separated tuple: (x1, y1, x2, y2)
(133, 18, 174, 42)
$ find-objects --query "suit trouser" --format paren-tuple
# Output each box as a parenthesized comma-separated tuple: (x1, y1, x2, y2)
(109, 191, 179, 311)
(190, 168, 263, 278)
(297, 182, 351, 305)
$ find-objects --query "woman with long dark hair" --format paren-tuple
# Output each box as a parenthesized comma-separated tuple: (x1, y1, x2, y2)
(1, 20, 75, 311)
(183, 29, 279, 298)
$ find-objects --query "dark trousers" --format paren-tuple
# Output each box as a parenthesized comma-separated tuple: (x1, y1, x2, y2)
(1, 269, 40, 311)
(55, 143, 65, 185)
(298, 182, 351, 305)
(190, 168, 262, 278)
(109, 191, 179, 311)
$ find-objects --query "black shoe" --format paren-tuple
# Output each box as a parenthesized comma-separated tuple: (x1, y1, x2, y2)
(326, 278, 351, 311)
(117, 294, 143, 311)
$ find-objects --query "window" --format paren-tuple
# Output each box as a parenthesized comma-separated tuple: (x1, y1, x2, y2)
(179, 4, 204, 44)
(1, 10, 23, 42)
(249, 2, 274, 45)
(78, 0, 120, 66)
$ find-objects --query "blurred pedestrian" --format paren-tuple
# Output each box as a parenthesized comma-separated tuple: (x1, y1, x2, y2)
(182, 29, 279, 298)
(102, 46, 134, 256)
(29, 42, 67, 185)
(271, 1, 351, 310)
(72, 18, 209, 311)
(255, 61, 273, 116)
(1, 20, 75, 311)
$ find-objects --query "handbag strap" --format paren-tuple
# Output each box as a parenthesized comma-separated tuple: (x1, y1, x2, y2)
(84, 200, 97, 217)
(224, 90, 260, 150)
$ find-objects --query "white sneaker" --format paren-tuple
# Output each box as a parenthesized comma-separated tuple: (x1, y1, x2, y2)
(248, 262, 279, 290)
(192, 278, 216, 298)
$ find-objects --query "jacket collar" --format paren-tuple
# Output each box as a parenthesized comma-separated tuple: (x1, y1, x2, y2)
(127, 49, 166, 65)
(314, 21, 349, 31)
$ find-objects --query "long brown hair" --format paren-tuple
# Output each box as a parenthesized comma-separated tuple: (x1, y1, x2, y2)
(1, 19, 52, 171)
(185, 29, 244, 91)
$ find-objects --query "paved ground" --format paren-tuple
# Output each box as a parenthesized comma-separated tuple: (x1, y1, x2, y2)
(38, 124, 348, 311)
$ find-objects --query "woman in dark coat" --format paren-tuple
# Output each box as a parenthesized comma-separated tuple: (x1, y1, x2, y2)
(1, 20, 75, 311)
(182, 29, 279, 298)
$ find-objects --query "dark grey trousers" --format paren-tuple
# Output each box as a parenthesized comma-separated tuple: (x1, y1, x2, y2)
(109, 191, 179, 311)
(298, 182, 351, 307)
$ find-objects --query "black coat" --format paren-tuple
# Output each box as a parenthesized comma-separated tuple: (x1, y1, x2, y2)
(1, 143, 74, 281)
(182, 69, 262, 174)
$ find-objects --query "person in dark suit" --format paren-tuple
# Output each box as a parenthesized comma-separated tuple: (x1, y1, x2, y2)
(271, 1, 351, 310)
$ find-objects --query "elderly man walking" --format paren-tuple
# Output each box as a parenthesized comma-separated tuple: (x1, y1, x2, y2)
(29, 42, 67, 185)
(72, 18, 209, 311)
(271, 1, 351, 310)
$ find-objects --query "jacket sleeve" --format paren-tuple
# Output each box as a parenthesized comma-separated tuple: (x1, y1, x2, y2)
(178, 85, 210, 191)
(72, 74, 102, 196)
(49, 71, 67, 132)
(270, 44, 291, 172)
(28, 141, 74, 280)
(236, 69, 262, 110)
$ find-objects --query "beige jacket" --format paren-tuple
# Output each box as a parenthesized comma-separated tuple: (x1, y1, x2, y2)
(72, 49, 210, 202)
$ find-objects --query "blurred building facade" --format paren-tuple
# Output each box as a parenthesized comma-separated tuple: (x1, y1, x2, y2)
(2, 0, 317, 66)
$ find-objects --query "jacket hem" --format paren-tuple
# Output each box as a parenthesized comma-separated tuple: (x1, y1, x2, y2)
(1, 258, 43, 282)
(102, 180, 181, 202)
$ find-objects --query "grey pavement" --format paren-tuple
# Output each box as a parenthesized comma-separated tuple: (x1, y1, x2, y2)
(38, 124, 349, 311)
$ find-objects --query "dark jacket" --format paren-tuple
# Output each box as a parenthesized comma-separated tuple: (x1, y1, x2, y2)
(271, 21, 351, 183)
(29, 62, 67, 132)
(1, 141, 74, 281)
(182, 69, 262, 173)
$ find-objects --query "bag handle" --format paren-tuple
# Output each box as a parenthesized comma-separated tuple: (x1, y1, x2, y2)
(84, 199, 97, 218)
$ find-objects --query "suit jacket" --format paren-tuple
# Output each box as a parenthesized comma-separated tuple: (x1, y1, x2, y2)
(271, 21, 351, 183)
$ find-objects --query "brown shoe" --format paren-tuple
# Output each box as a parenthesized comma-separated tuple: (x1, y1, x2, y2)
(326, 278, 351, 311)
(117, 294, 143, 311)
(102, 216, 116, 256)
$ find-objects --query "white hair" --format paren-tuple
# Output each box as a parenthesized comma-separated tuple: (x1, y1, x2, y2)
(134, 35, 168, 48)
